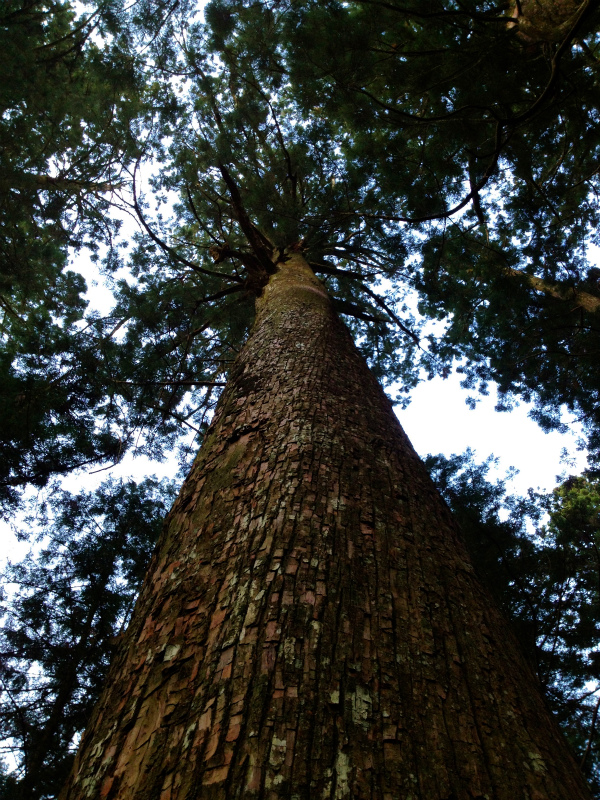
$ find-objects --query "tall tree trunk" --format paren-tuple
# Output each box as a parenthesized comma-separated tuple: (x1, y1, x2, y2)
(60, 253, 591, 799)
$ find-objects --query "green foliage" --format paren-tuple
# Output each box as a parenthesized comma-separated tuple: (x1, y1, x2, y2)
(204, 0, 600, 462)
(0, 477, 176, 800)
(0, 0, 148, 501)
(6, 0, 600, 498)
(427, 451, 600, 794)
(0, 0, 143, 291)
(0, 1, 231, 503)
(118, 0, 427, 401)
(541, 474, 600, 783)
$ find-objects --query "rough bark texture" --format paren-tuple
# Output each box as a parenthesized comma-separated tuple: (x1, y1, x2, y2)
(60, 254, 591, 800)
(508, 0, 588, 42)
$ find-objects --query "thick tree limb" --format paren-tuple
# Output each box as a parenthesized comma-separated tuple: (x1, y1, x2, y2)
(331, 298, 386, 323)
(310, 260, 420, 343)
(506, 0, 600, 125)
(217, 163, 277, 276)
(505, 266, 600, 313)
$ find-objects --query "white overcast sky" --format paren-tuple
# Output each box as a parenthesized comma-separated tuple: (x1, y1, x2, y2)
(400, 374, 587, 492)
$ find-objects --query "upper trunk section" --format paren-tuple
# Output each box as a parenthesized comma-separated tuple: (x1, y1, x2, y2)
(61, 253, 591, 800)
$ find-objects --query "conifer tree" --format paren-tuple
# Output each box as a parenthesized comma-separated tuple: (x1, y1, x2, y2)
(0, 478, 176, 799)
(53, 4, 596, 790)
(2, 0, 600, 797)
(0, 0, 162, 502)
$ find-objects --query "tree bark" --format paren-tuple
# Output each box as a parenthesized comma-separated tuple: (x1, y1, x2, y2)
(60, 253, 591, 800)
(508, 0, 594, 43)
(504, 264, 600, 313)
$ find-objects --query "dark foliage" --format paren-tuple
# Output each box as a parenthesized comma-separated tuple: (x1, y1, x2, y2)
(0, 0, 147, 501)
(204, 0, 600, 463)
(4, 0, 600, 498)
(0, 477, 176, 799)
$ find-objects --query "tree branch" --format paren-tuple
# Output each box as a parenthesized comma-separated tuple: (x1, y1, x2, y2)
(358, 282, 421, 344)
(217, 163, 276, 276)
(504, 266, 600, 313)
(111, 380, 227, 387)
(309, 260, 379, 282)
(132, 161, 242, 283)
(310, 260, 420, 343)
(331, 298, 386, 323)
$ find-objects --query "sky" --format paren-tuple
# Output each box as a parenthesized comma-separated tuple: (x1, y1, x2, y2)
(400, 372, 587, 493)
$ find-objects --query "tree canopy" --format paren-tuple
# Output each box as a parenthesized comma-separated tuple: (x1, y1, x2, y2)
(195, 0, 600, 461)
(0, 0, 147, 503)
(3, 0, 600, 499)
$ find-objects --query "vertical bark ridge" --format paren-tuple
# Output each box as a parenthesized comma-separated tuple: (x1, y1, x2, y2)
(60, 253, 591, 800)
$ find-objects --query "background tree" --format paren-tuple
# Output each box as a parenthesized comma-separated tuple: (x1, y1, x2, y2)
(0, 0, 175, 505)
(0, 477, 176, 800)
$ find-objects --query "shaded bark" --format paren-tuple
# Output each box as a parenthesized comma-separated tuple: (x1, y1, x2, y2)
(61, 253, 591, 799)
(505, 264, 600, 313)
(508, 0, 595, 43)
